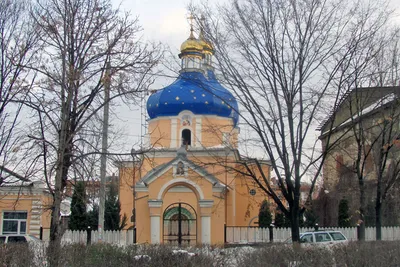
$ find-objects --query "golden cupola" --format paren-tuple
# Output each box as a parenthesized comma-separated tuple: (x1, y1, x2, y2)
(199, 27, 214, 69)
(199, 29, 214, 55)
(178, 23, 204, 71)
(180, 30, 203, 53)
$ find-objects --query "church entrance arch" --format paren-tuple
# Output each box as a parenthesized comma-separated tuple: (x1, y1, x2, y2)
(163, 202, 197, 245)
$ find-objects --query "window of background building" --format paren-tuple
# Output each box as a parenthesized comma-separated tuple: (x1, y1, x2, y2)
(2, 211, 27, 234)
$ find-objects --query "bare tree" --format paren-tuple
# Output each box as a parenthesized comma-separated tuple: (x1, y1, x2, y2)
(325, 86, 399, 240)
(372, 100, 400, 239)
(321, 26, 400, 240)
(23, 0, 161, 256)
(195, 0, 393, 242)
(0, 0, 40, 184)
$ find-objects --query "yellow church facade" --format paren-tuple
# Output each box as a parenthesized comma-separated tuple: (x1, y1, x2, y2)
(118, 26, 271, 245)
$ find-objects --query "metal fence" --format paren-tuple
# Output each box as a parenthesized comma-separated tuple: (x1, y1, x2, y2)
(226, 226, 400, 243)
(39, 226, 400, 245)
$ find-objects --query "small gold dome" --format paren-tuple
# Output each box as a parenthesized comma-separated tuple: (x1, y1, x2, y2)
(199, 16, 214, 55)
(180, 37, 203, 52)
(180, 24, 203, 53)
(199, 38, 214, 54)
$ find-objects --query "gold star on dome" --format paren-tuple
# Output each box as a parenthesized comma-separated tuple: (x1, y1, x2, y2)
(193, 96, 197, 99)
(205, 101, 209, 104)
(182, 102, 185, 104)
(191, 90, 195, 93)
(149, 104, 152, 107)
(221, 101, 224, 104)
(202, 94, 205, 97)
(156, 104, 158, 107)
(176, 96, 180, 100)
(165, 102, 168, 105)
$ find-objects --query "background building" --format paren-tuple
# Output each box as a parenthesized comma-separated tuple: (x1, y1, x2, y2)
(319, 86, 400, 226)
(0, 180, 52, 237)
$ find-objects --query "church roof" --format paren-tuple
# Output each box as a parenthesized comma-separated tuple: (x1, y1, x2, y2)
(147, 71, 239, 125)
(136, 153, 226, 189)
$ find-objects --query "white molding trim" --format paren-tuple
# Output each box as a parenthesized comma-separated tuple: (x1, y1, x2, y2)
(201, 216, 211, 244)
(199, 200, 214, 208)
(0, 188, 50, 196)
(138, 148, 238, 159)
(170, 118, 178, 148)
(157, 178, 204, 200)
(135, 186, 149, 192)
(195, 118, 202, 147)
(178, 110, 195, 117)
(148, 199, 163, 208)
(147, 112, 233, 124)
(144, 164, 174, 185)
(150, 215, 161, 244)
(212, 186, 225, 193)
(167, 186, 192, 193)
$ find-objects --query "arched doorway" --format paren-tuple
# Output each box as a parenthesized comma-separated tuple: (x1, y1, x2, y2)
(163, 202, 197, 245)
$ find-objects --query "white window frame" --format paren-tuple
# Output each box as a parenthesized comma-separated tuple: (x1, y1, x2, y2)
(2, 211, 28, 235)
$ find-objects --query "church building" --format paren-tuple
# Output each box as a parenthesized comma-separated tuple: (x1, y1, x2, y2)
(118, 24, 271, 245)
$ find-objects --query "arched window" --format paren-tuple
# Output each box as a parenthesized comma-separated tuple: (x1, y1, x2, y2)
(182, 129, 191, 146)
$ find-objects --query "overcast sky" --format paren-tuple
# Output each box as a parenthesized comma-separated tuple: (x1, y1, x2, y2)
(110, 0, 400, 160)
(116, 0, 400, 53)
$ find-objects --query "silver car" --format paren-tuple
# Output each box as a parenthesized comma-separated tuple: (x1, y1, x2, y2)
(300, 230, 348, 246)
(0, 234, 42, 243)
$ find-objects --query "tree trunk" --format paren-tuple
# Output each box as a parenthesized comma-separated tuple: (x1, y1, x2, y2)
(376, 199, 382, 240)
(290, 201, 301, 242)
(48, 187, 62, 266)
(359, 179, 366, 241)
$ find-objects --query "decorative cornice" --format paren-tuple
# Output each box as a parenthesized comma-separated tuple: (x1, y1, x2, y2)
(148, 199, 163, 208)
(0, 187, 51, 196)
(199, 200, 214, 208)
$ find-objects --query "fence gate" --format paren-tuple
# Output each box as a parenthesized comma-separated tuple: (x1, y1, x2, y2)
(163, 202, 197, 245)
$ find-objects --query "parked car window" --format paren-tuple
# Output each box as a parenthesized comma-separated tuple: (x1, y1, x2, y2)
(0, 237, 6, 244)
(300, 234, 314, 243)
(8, 236, 27, 243)
(314, 233, 332, 242)
(329, 232, 346, 241)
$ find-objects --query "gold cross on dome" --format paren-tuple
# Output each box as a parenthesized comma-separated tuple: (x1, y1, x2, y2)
(187, 14, 194, 28)
(187, 13, 195, 37)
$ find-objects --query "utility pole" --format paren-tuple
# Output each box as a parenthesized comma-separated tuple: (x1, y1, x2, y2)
(131, 149, 137, 244)
(224, 145, 230, 243)
(98, 61, 111, 241)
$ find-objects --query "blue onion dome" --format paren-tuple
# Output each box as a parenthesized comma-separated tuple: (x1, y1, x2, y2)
(206, 70, 239, 126)
(146, 27, 239, 127)
(147, 71, 239, 126)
